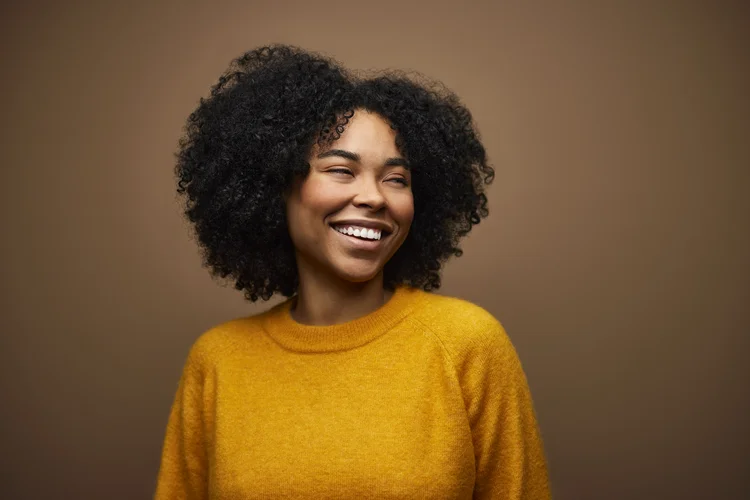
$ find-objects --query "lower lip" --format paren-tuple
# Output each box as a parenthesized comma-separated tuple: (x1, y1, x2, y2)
(330, 226, 387, 251)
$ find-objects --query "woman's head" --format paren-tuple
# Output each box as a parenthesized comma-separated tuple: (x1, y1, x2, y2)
(176, 45, 494, 302)
(286, 109, 414, 286)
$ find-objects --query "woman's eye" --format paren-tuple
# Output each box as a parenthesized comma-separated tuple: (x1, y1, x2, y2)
(388, 177, 409, 186)
(328, 168, 353, 176)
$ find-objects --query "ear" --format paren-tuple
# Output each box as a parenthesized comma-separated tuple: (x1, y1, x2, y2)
(283, 174, 301, 204)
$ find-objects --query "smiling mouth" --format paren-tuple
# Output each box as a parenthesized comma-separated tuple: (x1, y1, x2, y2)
(329, 225, 392, 247)
(329, 224, 391, 241)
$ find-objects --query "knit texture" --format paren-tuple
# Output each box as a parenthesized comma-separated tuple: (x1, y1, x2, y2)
(154, 286, 550, 499)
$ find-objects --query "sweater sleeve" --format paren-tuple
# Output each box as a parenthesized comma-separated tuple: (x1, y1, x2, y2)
(154, 346, 209, 500)
(466, 320, 550, 499)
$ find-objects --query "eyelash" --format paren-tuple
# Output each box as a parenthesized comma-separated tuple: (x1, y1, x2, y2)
(328, 168, 409, 186)
(328, 168, 353, 176)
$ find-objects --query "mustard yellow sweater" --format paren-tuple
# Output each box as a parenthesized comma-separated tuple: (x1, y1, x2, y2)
(155, 286, 550, 499)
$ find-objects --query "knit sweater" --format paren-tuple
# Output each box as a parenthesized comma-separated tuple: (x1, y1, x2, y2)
(154, 285, 550, 499)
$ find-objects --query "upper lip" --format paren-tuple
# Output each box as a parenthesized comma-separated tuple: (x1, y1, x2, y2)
(330, 219, 393, 233)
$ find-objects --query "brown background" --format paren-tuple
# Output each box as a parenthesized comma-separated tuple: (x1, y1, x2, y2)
(1, 1, 748, 498)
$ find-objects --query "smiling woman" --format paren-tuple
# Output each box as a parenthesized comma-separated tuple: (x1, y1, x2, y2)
(155, 45, 550, 499)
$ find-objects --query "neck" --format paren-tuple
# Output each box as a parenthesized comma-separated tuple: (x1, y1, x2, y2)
(291, 261, 393, 326)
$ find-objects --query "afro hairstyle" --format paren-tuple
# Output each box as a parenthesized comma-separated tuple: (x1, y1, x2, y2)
(175, 44, 495, 301)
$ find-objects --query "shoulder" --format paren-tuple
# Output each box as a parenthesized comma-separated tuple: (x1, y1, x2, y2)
(414, 291, 501, 330)
(410, 290, 519, 369)
(412, 290, 509, 344)
(180, 310, 272, 374)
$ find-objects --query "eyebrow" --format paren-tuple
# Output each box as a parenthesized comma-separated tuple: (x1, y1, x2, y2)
(316, 149, 409, 168)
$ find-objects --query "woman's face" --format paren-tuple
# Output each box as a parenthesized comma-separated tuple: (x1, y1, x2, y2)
(285, 109, 414, 285)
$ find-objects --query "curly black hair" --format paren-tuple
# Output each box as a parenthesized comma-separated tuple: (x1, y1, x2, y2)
(175, 44, 494, 302)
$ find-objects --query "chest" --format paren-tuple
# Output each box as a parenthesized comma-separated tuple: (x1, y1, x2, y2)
(206, 356, 476, 499)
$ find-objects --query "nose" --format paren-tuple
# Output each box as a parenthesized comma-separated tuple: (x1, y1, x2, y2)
(352, 177, 386, 210)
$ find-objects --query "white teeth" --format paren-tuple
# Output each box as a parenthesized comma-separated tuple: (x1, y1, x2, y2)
(333, 225, 383, 240)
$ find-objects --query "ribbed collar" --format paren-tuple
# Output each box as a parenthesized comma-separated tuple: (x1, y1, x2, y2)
(261, 285, 424, 353)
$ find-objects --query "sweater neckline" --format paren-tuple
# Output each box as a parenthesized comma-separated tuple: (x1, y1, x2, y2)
(261, 285, 423, 353)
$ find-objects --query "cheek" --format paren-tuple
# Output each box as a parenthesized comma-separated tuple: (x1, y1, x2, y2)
(391, 191, 415, 227)
(298, 178, 347, 213)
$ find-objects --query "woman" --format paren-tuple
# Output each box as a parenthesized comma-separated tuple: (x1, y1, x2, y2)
(155, 45, 550, 499)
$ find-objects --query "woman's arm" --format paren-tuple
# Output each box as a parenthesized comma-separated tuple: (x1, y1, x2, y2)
(468, 321, 551, 499)
(154, 347, 209, 500)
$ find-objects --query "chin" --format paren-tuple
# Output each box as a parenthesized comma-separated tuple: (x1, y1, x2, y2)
(332, 262, 384, 284)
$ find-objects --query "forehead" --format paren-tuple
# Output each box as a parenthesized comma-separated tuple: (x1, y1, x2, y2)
(314, 110, 400, 157)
